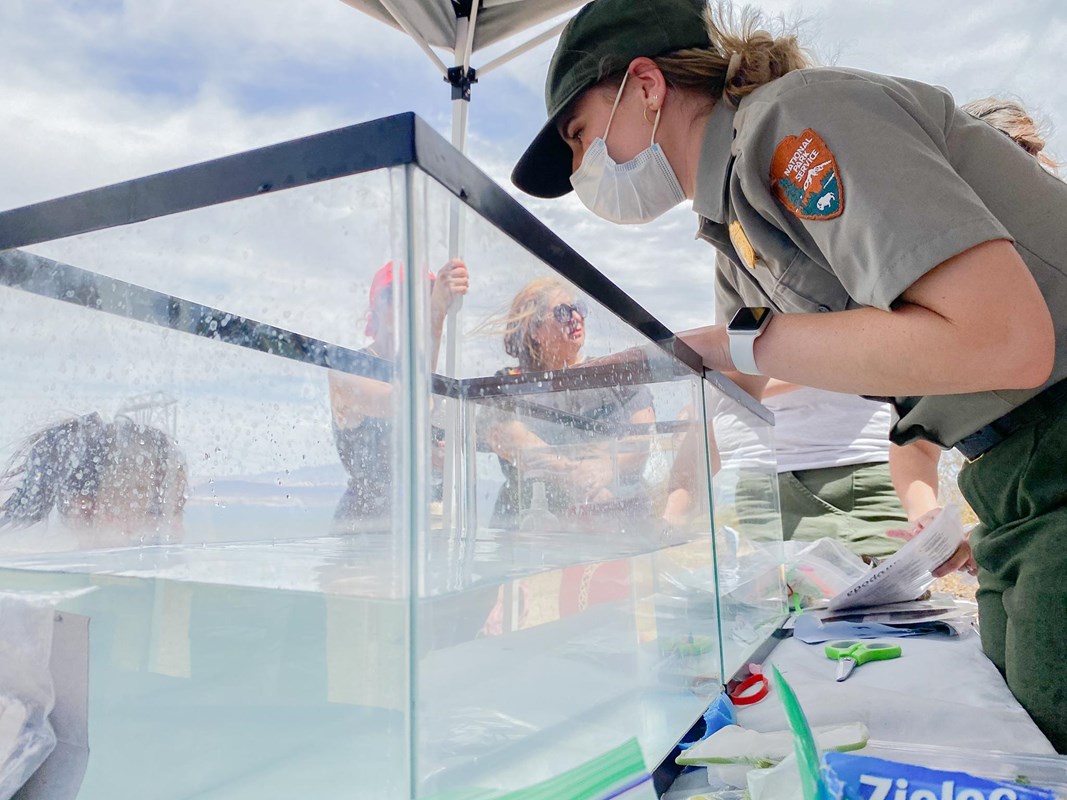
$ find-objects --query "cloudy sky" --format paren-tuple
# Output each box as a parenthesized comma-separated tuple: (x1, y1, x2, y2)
(3, 0, 1064, 333)
(0, 0, 1064, 482)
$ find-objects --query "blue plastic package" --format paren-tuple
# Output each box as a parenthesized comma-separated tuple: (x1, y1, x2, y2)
(676, 693, 737, 751)
(822, 751, 1056, 800)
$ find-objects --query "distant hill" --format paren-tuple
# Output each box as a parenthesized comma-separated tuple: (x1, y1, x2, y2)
(188, 462, 348, 506)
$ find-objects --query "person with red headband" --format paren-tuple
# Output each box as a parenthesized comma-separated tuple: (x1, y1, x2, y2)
(328, 259, 468, 526)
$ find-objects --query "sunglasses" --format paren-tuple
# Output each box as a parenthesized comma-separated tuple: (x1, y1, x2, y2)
(551, 301, 588, 324)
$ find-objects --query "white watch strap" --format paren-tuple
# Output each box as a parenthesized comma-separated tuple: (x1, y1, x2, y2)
(729, 332, 762, 376)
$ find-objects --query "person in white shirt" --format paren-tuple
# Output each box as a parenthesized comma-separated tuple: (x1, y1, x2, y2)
(661, 381, 939, 559)
(747, 382, 939, 558)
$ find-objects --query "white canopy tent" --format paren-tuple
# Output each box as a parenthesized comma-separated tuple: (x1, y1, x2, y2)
(339, 0, 585, 56)
(339, 0, 586, 536)
(338, 0, 585, 206)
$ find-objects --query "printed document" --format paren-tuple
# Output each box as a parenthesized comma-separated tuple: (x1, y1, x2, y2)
(828, 505, 965, 611)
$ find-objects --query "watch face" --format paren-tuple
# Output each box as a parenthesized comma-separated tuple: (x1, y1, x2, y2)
(729, 306, 772, 333)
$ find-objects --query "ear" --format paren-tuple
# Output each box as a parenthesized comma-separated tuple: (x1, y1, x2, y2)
(628, 57, 668, 113)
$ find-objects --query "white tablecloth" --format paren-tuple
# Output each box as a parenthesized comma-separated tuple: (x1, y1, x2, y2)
(742, 627, 1053, 752)
(665, 624, 1055, 797)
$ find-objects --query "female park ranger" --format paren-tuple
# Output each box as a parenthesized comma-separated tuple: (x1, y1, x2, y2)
(512, 0, 1067, 752)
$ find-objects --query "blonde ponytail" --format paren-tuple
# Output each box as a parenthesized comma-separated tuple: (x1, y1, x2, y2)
(962, 97, 1060, 173)
(652, 3, 812, 109)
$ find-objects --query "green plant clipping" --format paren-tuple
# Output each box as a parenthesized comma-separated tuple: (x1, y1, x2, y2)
(771, 665, 830, 800)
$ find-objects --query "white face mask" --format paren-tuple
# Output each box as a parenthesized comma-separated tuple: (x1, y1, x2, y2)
(569, 73, 686, 225)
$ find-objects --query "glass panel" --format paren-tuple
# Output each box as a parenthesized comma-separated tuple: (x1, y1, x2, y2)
(409, 173, 726, 797)
(705, 380, 788, 681)
(0, 167, 422, 799)
(0, 120, 785, 800)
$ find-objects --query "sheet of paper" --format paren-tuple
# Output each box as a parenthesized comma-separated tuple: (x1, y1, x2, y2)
(781, 597, 970, 631)
(828, 506, 964, 611)
(818, 595, 964, 625)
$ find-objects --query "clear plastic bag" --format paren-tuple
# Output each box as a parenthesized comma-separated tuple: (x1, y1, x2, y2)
(782, 538, 869, 609)
(828, 505, 965, 611)
(858, 740, 1067, 795)
(0, 592, 59, 800)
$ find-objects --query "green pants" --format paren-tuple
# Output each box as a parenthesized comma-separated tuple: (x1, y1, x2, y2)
(733, 462, 906, 557)
(777, 462, 907, 559)
(959, 401, 1067, 754)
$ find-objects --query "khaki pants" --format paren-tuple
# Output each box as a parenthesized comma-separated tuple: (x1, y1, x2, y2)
(960, 401, 1067, 753)
(777, 462, 906, 559)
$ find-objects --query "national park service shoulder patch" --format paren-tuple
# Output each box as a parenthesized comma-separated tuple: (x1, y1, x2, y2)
(770, 129, 843, 220)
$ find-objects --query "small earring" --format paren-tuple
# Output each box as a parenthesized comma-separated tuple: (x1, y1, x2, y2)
(644, 107, 653, 124)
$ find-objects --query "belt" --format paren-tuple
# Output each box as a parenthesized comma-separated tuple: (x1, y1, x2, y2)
(953, 377, 1067, 461)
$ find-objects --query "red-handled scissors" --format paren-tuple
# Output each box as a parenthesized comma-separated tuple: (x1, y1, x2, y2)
(727, 669, 770, 705)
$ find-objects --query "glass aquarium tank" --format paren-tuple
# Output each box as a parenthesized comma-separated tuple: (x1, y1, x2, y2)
(0, 114, 786, 799)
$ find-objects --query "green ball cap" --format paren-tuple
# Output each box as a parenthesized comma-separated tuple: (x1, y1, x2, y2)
(511, 0, 711, 199)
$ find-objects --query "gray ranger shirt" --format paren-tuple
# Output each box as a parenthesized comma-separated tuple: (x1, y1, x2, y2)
(694, 66, 1067, 448)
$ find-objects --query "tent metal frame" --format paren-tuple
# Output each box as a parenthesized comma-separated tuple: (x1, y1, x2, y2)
(0, 111, 762, 417)
(0, 109, 773, 795)
(359, 0, 586, 530)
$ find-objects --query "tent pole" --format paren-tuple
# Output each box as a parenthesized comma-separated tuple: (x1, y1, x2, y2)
(441, 12, 474, 544)
(463, 1, 480, 72)
(476, 18, 569, 76)
(377, 0, 449, 75)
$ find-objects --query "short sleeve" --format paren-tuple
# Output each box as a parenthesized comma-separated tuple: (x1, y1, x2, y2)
(736, 74, 1012, 310)
(714, 252, 745, 324)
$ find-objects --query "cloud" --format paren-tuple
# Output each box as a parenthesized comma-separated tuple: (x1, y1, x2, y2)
(463, 0, 1067, 332)
(0, 0, 444, 208)
(3, 0, 1065, 406)
(804, 1, 1067, 148)
(0, 0, 1064, 553)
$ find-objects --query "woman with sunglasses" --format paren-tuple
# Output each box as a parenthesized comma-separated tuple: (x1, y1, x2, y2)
(482, 276, 656, 528)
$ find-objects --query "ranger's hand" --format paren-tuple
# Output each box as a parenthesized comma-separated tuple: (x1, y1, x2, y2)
(676, 324, 733, 372)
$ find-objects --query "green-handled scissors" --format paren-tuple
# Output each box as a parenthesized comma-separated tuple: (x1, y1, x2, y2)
(824, 640, 902, 682)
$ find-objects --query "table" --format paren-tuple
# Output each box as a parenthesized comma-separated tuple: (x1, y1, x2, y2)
(664, 622, 1055, 797)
